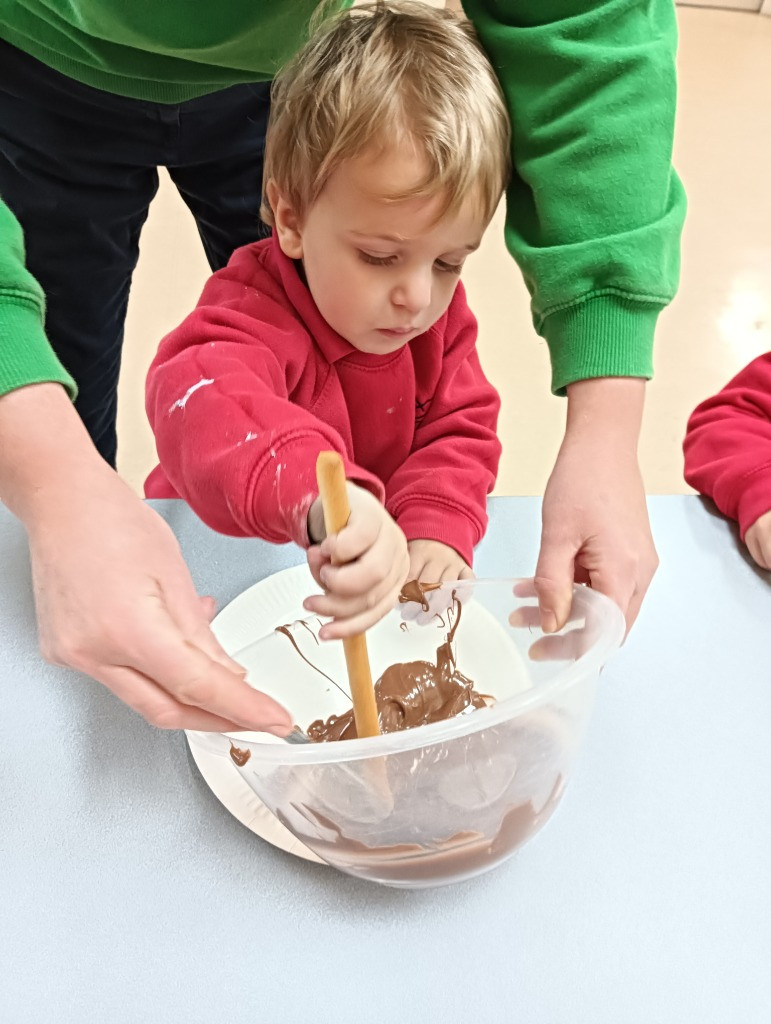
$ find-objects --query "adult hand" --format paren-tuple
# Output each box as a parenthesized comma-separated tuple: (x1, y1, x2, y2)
(304, 481, 409, 639)
(406, 538, 473, 585)
(535, 378, 658, 635)
(745, 509, 771, 569)
(1, 384, 292, 733)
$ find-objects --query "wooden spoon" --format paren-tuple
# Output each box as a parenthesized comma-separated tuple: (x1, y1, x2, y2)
(315, 451, 381, 739)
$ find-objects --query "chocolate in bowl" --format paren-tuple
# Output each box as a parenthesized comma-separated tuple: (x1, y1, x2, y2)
(263, 587, 575, 885)
(306, 592, 489, 742)
(189, 577, 625, 887)
(271, 710, 570, 884)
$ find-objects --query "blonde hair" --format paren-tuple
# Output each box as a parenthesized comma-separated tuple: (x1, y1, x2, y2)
(261, 0, 511, 227)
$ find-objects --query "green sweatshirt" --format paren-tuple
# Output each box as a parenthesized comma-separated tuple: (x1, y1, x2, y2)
(0, 0, 685, 400)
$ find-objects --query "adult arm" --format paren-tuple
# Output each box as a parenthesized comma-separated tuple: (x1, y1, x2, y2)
(1, 199, 296, 728)
(463, 0, 686, 629)
(0, 198, 76, 397)
(0, 384, 291, 733)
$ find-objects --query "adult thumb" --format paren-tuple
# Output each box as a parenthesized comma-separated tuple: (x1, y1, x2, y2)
(534, 540, 574, 634)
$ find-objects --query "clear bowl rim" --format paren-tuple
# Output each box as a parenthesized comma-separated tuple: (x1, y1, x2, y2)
(189, 578, 625, 765)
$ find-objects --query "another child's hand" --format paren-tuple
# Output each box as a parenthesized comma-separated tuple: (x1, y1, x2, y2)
(745, 510, 771, 569)
(304, 483, 409, 639)
(407, 539, 473, 584)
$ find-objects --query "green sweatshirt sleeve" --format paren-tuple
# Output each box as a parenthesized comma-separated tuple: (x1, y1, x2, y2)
(0, 199, 76, 400)
(463, 0, 686, 394)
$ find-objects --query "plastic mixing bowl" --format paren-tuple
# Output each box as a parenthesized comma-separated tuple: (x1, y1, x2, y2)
(188, 577, 624, 888)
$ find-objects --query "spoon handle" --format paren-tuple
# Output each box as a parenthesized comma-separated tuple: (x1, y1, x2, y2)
(315, 451, 381, 739)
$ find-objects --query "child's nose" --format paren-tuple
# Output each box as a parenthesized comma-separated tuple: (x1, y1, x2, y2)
(391, 268, 432, 315)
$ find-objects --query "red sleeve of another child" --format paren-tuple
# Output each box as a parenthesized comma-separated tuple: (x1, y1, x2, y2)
(683, 353, 771, 538)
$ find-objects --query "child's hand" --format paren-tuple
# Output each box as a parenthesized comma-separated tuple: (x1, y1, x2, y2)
(304, 483, 409, 639)
(407, 539, 473, 584)
(745, 510, 771, 569)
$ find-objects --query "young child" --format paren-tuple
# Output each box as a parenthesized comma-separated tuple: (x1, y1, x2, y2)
(683, 353, 771, 570)
(145, 1, 511, 638)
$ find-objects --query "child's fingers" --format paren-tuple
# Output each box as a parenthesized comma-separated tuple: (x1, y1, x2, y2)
(403, 542, 470, 622)
(407, 554, 428, 583)
(303, 555, 405, 620)
(317, 590, 403, 640)
(304, 545, 408, 635)
(320, 519, 379, 566)
(410, 552, 470, 585)
(303, 581, 389, 621)
(414, 556, 443, 583)
(745, 518, 771, 569)
(747, 534, 770, 570)
(427, 556, 459, 583)
(320, 541, 406, 597)
(306, 545, 330, 589)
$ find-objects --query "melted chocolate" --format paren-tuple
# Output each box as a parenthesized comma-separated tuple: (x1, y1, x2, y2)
(229, 743, 251, 767)
(270, 591, 567, 884)
(276, 773, 566, 883)
(398, 578, 442, 612)
(275, 622, 350, 700)
(307, 596, 488, 742)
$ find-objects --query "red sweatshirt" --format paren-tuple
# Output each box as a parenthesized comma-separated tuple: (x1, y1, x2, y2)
(683, 353, 771, 539)
(145, 234, 501, 564)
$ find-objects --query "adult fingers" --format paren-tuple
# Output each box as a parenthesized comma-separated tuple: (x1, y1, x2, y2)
(509, 603, 584, 630)
(123, 604, 292, 732)
(621, 585, 645, 636)
(512, 578, 536, 598)
(533, 538, 575, 634)
(526, 628, 595, 663)
(586, 539, 656, 631)
(156, 567, 246, 677)
(100, 665, 272, 732)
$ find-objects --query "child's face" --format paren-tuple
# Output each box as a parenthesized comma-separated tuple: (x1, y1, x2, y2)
(270, 144, 488, 354)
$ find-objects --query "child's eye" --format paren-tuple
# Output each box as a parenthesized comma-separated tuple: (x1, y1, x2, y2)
(435, 259, 463, 274)
(358, 251, 396, 267)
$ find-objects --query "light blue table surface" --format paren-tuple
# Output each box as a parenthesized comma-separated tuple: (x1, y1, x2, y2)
(1, 496, 769, 1023)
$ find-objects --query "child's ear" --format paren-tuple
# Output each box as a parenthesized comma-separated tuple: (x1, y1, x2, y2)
(266, 180, 304, 259)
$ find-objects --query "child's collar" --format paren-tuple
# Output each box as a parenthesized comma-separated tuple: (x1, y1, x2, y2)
(269, 231, 355, 365)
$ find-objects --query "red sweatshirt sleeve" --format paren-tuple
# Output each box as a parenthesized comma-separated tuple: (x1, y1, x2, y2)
(683, 353, 771, 539)
(145, 258, 384, 545)
(385, 300, 501, 565)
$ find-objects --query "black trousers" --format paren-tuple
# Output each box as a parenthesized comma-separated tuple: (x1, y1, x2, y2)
(0, 40, 271, 465)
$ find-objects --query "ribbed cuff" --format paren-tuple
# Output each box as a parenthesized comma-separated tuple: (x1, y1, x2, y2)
(0, 297, 76, 399)
(395, 500, 480, 567)
(542, 294, 660, 396)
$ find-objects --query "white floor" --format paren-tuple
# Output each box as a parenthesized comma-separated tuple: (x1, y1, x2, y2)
(115, 6, 771, 498)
